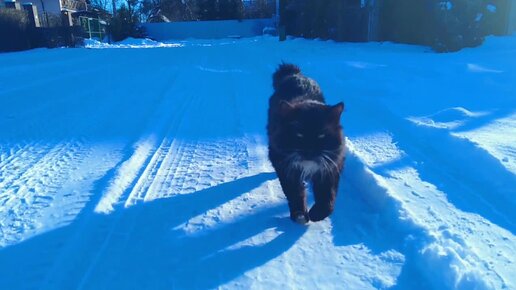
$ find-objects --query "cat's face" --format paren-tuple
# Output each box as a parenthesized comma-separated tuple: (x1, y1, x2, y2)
(277, 101, 344, 161)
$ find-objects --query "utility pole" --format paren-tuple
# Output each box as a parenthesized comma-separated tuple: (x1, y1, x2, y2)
(278, 0, 286, 41)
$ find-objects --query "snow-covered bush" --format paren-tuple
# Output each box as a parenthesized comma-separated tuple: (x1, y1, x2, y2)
(431, 0, 485, 52)
(380, 0, 507, 52)
(109, 4, 145, 42)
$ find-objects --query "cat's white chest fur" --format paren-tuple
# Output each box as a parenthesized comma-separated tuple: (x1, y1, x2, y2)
(295, 160, 320, 180)
(300, 160, 319, 173)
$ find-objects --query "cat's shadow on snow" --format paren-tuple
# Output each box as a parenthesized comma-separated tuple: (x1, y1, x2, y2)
(0, 172, 306, 289)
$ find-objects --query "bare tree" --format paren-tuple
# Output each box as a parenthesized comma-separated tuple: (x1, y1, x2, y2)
(89, 0, 111, 11)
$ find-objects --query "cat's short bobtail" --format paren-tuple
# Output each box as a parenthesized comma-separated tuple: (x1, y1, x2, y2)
(267, 63, 345, 224)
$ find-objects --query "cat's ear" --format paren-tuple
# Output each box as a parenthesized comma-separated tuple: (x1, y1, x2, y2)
(328, 102, 344, 121)
(279, 100, 295, 117)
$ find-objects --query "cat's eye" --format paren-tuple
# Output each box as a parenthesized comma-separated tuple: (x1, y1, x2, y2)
(296, 133, 304, 138)
(318, 134, 326, 139)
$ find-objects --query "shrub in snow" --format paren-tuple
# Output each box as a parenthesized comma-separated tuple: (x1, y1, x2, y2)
(432, 0, 508, 51)
(217, 0, 245, 20)
(196, 0, 245, 20)
(431, 0, 485, 52)
(478, 0, 509, 36)
(380, 0, 508, 52)
(109, 4, 145, 42)
(245, 0, 275, 19)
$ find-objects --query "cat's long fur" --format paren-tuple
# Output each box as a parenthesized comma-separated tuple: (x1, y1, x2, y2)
(267, 63, 345, 224)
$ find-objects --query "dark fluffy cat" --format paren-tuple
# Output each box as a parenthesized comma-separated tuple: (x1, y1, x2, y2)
(267, 63, 345, 224)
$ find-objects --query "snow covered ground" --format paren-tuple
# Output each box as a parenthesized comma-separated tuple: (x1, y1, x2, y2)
(0, 35, 515, 289)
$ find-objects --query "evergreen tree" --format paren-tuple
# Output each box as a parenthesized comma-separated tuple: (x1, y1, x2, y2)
(246, 0, 274, 19)
(197, 0, 217, 20)
(218, 0, 244, 20)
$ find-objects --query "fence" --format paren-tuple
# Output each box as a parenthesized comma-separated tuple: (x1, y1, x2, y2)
(33, 25, 83, 47)
(338, 7, 374, 42)
(142, 18, 274, 41)
(510, 0, 516, 33)
(280, 2, 375, 42)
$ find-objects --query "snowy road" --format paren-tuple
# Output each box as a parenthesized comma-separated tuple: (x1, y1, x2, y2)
(0, 36, 515, 289)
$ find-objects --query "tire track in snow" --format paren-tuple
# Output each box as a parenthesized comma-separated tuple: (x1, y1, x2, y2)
(0, 143, 41, 169)
(0, 59, 114, 96)
(12, 64, 193, 289)
(155, 139, 250, 198)
(123, 92, 201, 206)
(15, 67, 187, 288)
(72, 67, 252, 289)
(0, 141, 89, 246)
(128, 66, 250, 204)
(92, 67, 188, 213)
(0, 143, 55, 199)
(23, 66, 194, 288)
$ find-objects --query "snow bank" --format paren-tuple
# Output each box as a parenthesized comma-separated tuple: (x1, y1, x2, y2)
(84, 37, 183, 49)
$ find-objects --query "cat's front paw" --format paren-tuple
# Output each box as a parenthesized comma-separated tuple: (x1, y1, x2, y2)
(290, 211, 309, 225)
(308, 203, 334, 222)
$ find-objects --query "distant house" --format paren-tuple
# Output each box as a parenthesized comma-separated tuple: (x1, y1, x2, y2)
(2, 0, 107, 40)
(2, 0, 91, 26)
(3, 0, 89, 15)
(40, 0, 91, 26)
(36, 0, 89, 15)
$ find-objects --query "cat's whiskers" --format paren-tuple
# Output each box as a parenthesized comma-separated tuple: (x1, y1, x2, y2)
(322, 150, 339, 159)
(320, 154, 338, 179)
(300, 163, 312, 182)
(318, 157, 328, 176)
(322, 153, 339, 171)
(283, 152, 301, 180)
